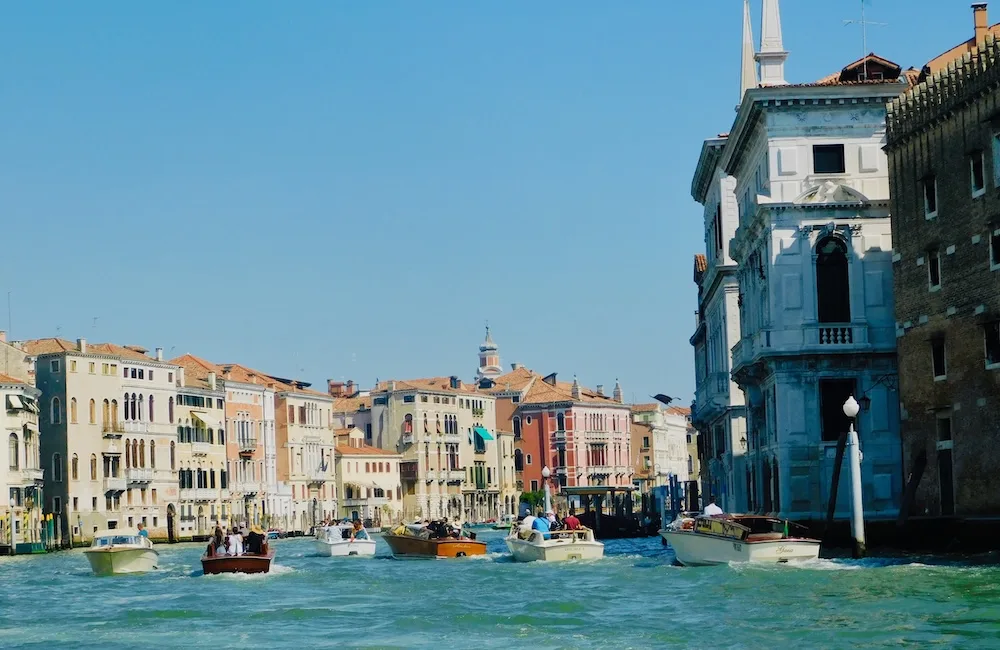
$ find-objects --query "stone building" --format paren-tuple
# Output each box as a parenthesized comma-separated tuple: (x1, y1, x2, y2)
(885, 34, 1000, 517)
(1, 374, 43, 551)
(631, 403, 692, 491)
(334, 427, 402, 526)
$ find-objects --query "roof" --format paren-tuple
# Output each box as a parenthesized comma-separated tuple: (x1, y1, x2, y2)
(631, 403, 659, 413)
(20, 338, 156, 362)
(0, 373, 26, 385)
(375, 376, 485, 397)
(332, 394, 372, 413)
(168, 354, 224, 390)
(666, 406, 692, 417)
(335, 443, 399, 457)
(924, 22, 1000, 77)
(694, 254, 707, 284)
(19, 338, 77, 355)
(478, 366, 537, 394)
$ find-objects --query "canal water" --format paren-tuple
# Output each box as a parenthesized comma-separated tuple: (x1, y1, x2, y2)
(1, 531, 998, 649)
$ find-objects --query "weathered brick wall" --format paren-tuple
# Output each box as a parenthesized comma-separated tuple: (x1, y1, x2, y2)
(887, 76, 1000, 516)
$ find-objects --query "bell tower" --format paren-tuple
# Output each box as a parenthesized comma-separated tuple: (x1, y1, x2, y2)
(476, 325, 502, 381)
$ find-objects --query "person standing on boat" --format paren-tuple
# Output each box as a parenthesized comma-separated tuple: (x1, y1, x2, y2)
(531, 511, 551, 539)
(137, 522, 149, 538)
(563, 509, 581, 530)
(703, 499, 724, 516)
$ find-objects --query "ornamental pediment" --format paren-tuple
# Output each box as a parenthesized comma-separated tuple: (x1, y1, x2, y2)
(793, 181, 869, 205)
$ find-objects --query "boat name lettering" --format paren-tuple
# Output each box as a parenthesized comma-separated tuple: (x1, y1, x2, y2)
(732, 542, 742, 552)
(776, 545, 793, 555)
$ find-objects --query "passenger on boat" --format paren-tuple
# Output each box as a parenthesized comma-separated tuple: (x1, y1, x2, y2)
(208, 527, 226, 557)
(245, 526, 266, 555)
(563, 510, 581, 530)
(531, 511, 551, 539)
(228, 528, 245, 556)
(350, 520, 364, 540)
(703, 500, 724, 516)
(137, 522, 149, 538)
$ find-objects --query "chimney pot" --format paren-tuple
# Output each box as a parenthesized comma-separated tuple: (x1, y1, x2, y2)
(0, 330, 6, 344)
(178, 367, 185, 386)
(208, 371, 217, 391)
(346, 380, 355, 396)
(596, 384, 604, 396)
(155, 347, 163, 361)
(975, 3, 990, 43)
(77, 338, 87, 354)
(327, 379, 344, 397)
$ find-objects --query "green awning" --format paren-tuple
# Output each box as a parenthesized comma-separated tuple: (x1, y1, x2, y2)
(473, 426, 494, 441)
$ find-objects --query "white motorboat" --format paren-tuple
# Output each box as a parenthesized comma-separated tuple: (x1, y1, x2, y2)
(660, 514, 821, 567)
(84, 530, 159, 576)
(492, 514, 516, 530)
(315, 523, 376, 557)
(505, 524, 604, 562)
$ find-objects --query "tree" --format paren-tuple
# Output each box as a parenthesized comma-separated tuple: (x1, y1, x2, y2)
(520, 490, 544, 511)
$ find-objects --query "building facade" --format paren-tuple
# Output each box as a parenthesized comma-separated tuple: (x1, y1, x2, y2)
(631, 403, 692, 491)
(334, 427, 402, 526)
(2, 374, 43, 550)
(885, 34, 1000, 516)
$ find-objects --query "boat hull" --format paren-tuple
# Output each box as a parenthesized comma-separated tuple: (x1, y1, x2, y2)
(201, 552, 275, 575)
(382, 534, 487, 559)
(505, 537, 604, 562)
(315, 539, 377, 557)
(661, 530, 820, 566)
(84, 548, 159, 576)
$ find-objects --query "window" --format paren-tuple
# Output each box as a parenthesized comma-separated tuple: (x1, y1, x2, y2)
(972, 152, 986, 197)
(556, 412, 565, 431)
(512, 416, 521, 439)
(403, 395, 415, 403)
(530, 480, 538, 491)
(642, 436, 650, 449)
(51, 397, 61, 424)
(70, 360, 77, 372)
(168, 397, 174, 423)
(138, 369, 144, 380)
(816, 237, 851, 324)
(102, 363, 109, 375)
(53, 496, 61, 514)
(813, 144, 846, 174)
(8, 434, 18, 470)
(51, 359, 60, 373)
(991, 228, 1000, 270)
(88, 399, 96, 424)
(70, 398, 77, 423)
(420, 396, 428, 403)
(819, 379, 855, 442)
(288, 405, 295, 423)
(932, 338, 947, 380)
(149, 395, 154, 422)
(71, 454, 79, 480)
(986, 322, 1000, 368)
(928, 248, 941, 290)
(53, 453, 63, 481)
(924, 175, 938, 217)
(167, 371, 172, 383)
(526, 454, 532, 465)
(90, 454, 97, 480)
(150, 441, 156, 469)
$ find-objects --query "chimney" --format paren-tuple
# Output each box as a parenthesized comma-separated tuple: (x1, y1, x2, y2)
(77, 338, 87, 354)
(178, 367, 185, 386)
(327, 380, 344, 397)
(596, 384, 605, 397)
(388, 380, 396, 391)
(0, 331, 6, 344)
(208, 371, 217, 391)
(449, 375, 460, 389)
(511, 362, 523, 371)
(346, 380, 355, 396)
(155, 347, 163, 361)
(974, 3, 989, 43)
(543, 373, 557, 386)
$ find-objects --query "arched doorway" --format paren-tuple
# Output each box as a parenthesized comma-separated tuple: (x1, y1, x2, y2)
(816, 236, 851, 323)
(166, 504, 176, 543)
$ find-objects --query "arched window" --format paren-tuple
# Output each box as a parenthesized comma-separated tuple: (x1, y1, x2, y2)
(514, 449, 523, 472)
(208, 428, 214, 445)
(150, 441, 156, 469)
(423, 414, 428, 433)
(71, 454, 79, 480)
(70, 398, 78, 424)
(123, 393, 130, 420)
(170, 441, 176, 470)
(556, 412, 565, 431)
(102, 399, 110, 428)
(132, 439, 139, 467)
(111, 399, 118, 423)
(219, 428, 225, 446)
(125, 438, 131, 468)
(137, 394, 144, 422)
(688, 455, 694, 474)
(51, 397, 61, 424)
(816, 236, 851, 323)
(139, 440, 146, 467)
(512, 416, 521, 438)
(53, 453, 62, 481)
(168, 396, 174, 423)
(89, 399, 96, 424)
(148, 395, 154, 422)
(403, 414, 413, 434)
(90, 453, 98, 480)
(8, 434, 18, 470)
(436, 414, 441, 433)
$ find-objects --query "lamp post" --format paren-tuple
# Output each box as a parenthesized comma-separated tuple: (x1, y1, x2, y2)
(843, 395, 866, 558)
(541, 466, 552, 514)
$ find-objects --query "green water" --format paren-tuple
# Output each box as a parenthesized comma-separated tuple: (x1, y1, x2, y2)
(1, 531, 998, 649)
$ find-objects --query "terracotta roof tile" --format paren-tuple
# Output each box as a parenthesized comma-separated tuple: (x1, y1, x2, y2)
(479, 366, 537, 393)
(666, 406, 692, 417)
(0, 373, 26, 385)
(375, 376, 484, 397)
(168, 354, 224, 390)
(332, 395, 372, 412)
(335, 443, 399, 457)
(20, 338, 79, 355)
(20, 338, 156, 362)
(631, 403, 659, 413)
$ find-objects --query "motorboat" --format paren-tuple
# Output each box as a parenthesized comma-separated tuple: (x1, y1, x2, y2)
(383, 523, 487, 559)
(315, 523, 376, 557)
(492, 514, 517, 530)
(84, 530, 159, 576)
(505, 524, 604, 562)
(201, 530, 275, 574)
(660, 514, 821, 566)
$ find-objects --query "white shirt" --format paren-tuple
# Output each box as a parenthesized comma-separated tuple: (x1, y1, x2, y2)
(703, 503, 724, 516)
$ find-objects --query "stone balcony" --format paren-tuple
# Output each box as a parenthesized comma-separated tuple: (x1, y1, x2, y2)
(583, 430, 610, 443)
(14, 467, 44, 486)
(103, 477, 126, 493)
(732, 323, 897, 375)
(308, 468, 329, 485)
(232, 481, 259, 495)
(237, 436, 257, 457)
(441, 469, 464, 483)
(343, 496, 388, 507)
(191, 442, 212, 457)
(102, 422, 125, 439)
(179, 487, 219, 502)
(401, 432, 414, 445)
(588, 465, 612, 476)
(693, 371, 731, 425)
(126, 467, 154, 484)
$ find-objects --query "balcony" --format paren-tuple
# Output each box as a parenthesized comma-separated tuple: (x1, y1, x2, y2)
(693, 371, 731, 425)
(179, 487, 218, 502)
(442, 468, 464, 483)
(425, 470, 438, 483)
(555, 467, 567, 476)
(308, 468, 328, 485)
(103, 477, 126, 493)
(232, 481, 258, 496)
(614, 465, 629, 474)
(400, 462, 418, 481)
(102, 422, 125, 439)
(343, 496, 388, 507)
(123, 421, 149, 434)
(127, 467, 154, 484)
(192, 442, 212, 457)
(472, 408, 484, 417)
(588, 465, 612, 476)
(238, 436, 257, 456)
(15, 468, 44, 485)
(584, 430, 610, 443)
(552, 430, 567, 444)
(401, 432, 414, 445)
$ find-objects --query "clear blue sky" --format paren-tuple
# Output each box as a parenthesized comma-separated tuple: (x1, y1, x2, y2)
(0, 1, 977, 402)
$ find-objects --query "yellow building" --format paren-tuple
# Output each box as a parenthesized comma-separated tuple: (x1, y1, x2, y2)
(334, 427, 402, 527)
(2, 373, 43, 551)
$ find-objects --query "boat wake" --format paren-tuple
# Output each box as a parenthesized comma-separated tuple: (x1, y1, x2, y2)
(199, 564, 295, 579)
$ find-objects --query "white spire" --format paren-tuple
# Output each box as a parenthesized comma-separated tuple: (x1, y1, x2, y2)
(740, 0, 758, 103)
(756, 0, 788, 87)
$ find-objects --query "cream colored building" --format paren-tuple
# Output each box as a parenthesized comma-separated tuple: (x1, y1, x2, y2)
(28, 338, 180, 543)
(369, 377, 500, 522)
(2, 373, 43, 550)
(334, 427, 401, 527)
(495, 430, 518, 521)
(274, 378, 336, 532)
(168, 354, 229, 539)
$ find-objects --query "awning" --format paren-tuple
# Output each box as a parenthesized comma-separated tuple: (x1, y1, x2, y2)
(473, 426, 494, 441)
(7, 395, 23, 410)
(191, 411, 219, 429)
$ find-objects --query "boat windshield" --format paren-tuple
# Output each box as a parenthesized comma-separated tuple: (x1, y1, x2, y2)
(94, 535, 140, 546)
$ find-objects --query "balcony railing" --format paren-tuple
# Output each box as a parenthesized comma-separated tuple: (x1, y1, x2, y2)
(816, 324, 855, 345)
(191, 442, 212, 456)
(442, 468, 464, 483)
(425, 470, 438, 482)
(123, 421, 149, 433)
(16, 468, 44, 485)
(126, 467, 154, 483)
(103, 477, 126, 493)
(102, 422, 125, 438)
(232, 481, 259, 495)
(584, 430, 610, 442)
(400, 463, 418, 480)
(238, 436, 257, 455)
(401, 432, 414, 445)
(179, 487, 219, 502)
(472, 407, 484, 417)
(552, 430, 567, 444)
(588, 465, 612, 476)
(308, 468, 328, 484)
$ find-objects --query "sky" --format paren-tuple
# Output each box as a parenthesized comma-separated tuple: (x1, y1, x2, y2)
(0, 0, 981, 403)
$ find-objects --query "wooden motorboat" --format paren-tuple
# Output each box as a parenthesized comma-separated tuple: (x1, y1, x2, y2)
(660, 514, 820, 567)
(383, 524, 486, 559)
(315, 523, 376, 557)
(492, 514, 516, 530)
(505, 525, 604, 562)
(201, 550, 275, 575)
(84, 530, 159, 576)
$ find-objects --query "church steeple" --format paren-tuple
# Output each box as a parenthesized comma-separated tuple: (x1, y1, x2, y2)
(756, 0, 788, 87)
(476, 325, 502, 381)
(740, 0, 759, 103)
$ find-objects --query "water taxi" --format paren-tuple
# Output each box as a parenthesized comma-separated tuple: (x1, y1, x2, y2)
(84, 530, 159, 576)
(315, 523, 376, 557)
(201, 528, 275, 574)
(660, 514, 820, 566)
(383, 523, 487, 559)
(492, 514, 517, 530)
(505, 524, 604, 562)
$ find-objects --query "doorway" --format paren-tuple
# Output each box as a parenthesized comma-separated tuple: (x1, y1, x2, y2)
(167, 504, 176, 543)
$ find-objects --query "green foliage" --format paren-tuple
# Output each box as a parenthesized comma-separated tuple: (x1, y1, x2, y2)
(520, 490, 544, 510)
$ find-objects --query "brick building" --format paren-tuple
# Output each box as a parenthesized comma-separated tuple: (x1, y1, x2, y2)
(885, 35, 1000, 517)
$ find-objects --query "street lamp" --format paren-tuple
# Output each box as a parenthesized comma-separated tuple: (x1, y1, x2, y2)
(842, 395, 865, 558)
(541, 466, 551, 514)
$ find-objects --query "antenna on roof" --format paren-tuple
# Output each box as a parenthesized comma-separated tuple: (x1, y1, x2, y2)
(844, 1, 888, 80)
